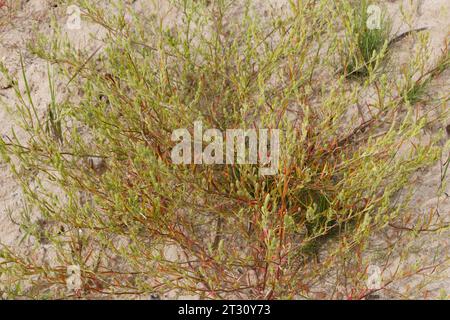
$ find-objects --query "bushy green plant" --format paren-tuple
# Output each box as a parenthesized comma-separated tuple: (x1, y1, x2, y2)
(0, 0, 448, 299)
(338, 0, 391, 77)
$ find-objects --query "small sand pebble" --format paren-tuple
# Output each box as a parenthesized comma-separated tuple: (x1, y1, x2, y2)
(86, 156, 107, 175)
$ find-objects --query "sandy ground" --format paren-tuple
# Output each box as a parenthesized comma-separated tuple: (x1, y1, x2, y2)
(0, 0, 449, 298)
